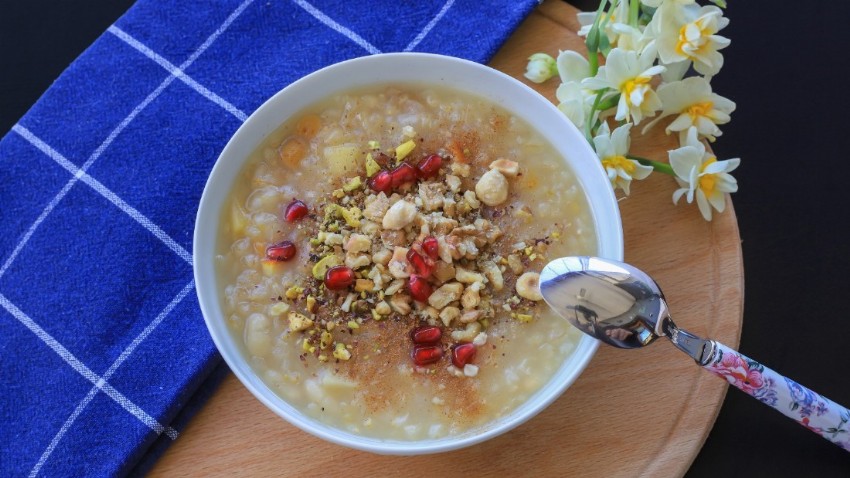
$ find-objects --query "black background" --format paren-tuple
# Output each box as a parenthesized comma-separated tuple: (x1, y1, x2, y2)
(2, 1, 850, 475)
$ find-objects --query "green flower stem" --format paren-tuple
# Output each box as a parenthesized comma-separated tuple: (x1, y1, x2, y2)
(629, 0, 640, 27)
(586, 91, 605, 144)
(585, 0, 608, 76)
(597, 94, 619, 112)
(629, 155, 675, 176)
(588, 46, 599, 75)
(599, 0, 618, 33)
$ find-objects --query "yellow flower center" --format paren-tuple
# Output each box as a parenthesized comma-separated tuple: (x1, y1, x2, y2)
(686, 101, 714, 120)
(675, 20, 712, 59)
(622, 77, 651, 105)
(698, 157, 717, 196)
(602, 155, 635, 175)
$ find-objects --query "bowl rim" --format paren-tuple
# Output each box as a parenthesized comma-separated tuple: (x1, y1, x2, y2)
(194, 52, 623, 454)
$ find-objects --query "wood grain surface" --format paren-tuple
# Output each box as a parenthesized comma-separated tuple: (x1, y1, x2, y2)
(150, 2, 744, 476)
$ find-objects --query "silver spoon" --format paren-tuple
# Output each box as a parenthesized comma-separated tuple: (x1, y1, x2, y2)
(540, 256, 850, 452)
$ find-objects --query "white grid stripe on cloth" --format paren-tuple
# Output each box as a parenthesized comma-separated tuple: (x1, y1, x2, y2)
(11, 125, 193, 265)
(1, 2, 257, 475)
(0, 0, 254, 282)
(107, 26, 248, 122)
(403, 0, 455, 51)
(3, 0, 466, 472)
(0, 294, 178, 440)
(0, 73, 180, 281)
(29, 280, 196, 477)
(291, 0, 382, 54)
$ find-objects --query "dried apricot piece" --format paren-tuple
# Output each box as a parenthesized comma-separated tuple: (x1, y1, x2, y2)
(278, 136, 307, 168)
(296, 114, 322, 138)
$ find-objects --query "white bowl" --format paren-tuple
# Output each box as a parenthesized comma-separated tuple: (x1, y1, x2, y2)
(194, 53, 623, 455)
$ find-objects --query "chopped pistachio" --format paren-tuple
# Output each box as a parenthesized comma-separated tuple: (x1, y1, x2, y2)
(306, 295, 317, 313)
(318, 354, 329, 362)
(347, 320, 360, 329)
(285, 285, 304, 300)
(333, 343, 352, 361)
(288, 312, 313, 331)
(320, 331, 333, 349)
(312, 254, 342, 280)
(551, 231, 561, 239)
(365, 153, 381, 177)
(512, 313, 533, 323)
(333, 204, 362, 227)
(343, 176, 362, 192)
(395, 139, 416, 161)
(346, 208, 363, 226)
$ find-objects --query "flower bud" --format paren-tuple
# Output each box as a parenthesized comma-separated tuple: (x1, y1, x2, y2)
(524, 53, 558, 84)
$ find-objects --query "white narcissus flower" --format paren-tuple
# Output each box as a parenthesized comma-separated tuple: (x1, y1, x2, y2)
(524, 53, 558, 84)
(557, 82, 594, 130)
(577, 0, 631, 44)
(669, 127, 740, 220)
(648, 76, 735, 142)
(582, 47, 665, 125)
(593, 123, 653, 195)
(610, 23, 655, 55)
(662, 77, 735, 142)
(554, 51, 595, 129)
(656, 4, 730, 76)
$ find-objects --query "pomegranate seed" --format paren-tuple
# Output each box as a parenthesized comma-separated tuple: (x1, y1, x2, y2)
(408, 275, 433, 302)
(284, 199, 309, 222)
(452, 343, 477, 368)
(412, 345, 443, 366)
(324, 265, 355, 290)
(266, 241, 296, 261)
(406, 248, 433, 277)
(416, 154, 443, 178)
(410, 325, 442, 344)
(368, 170, 392, 193)
(390, 163, 418, 188)
(422, 236, 439, 260)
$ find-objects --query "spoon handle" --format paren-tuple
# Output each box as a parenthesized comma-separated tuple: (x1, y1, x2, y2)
(703, 341, 850, 451)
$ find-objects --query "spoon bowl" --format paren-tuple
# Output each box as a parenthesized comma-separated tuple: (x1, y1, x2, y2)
(539, 256, 850, 453)
(540, 256, 710, 361)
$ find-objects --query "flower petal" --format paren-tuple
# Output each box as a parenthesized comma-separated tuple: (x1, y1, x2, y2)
(696, 190, 713, 220)
(556, 50, 590, 84)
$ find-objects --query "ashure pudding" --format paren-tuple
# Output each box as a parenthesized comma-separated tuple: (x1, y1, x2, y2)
(215, 85, 597, 440)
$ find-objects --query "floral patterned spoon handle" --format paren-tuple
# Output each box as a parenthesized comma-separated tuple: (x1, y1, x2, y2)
(540, 256, 850, 452)
(703, 341, 850, 451)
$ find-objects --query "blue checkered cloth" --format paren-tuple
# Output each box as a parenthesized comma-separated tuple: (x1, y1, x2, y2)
(0, 0, 539, 475)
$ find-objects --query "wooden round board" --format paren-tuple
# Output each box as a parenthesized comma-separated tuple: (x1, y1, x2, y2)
(150, 2, 744, 476)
